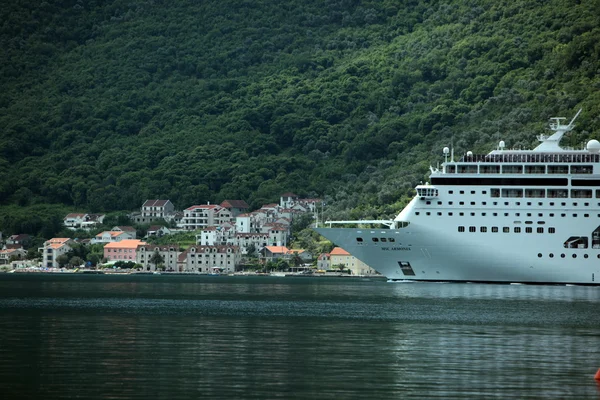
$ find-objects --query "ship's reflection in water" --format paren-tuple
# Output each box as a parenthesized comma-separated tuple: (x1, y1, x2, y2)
(0, 275, 598, 399)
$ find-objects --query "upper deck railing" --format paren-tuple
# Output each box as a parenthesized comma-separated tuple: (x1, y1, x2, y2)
(457, 153, 600, 164)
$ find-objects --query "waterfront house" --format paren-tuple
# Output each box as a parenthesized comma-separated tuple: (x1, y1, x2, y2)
(0, 248, 27, 265)
(329, 247, 376, 275)
(261, 246, 290, 263)
(103, 239, 146, 262)
(134, 199, 175, 224)
(6, 234, 31, 248)
(92, 230, 135, 244)
(136, 244, 181, 271)
(179, 245, 240, 273)
(63, 213, 105, 230)
(40, 238, 74, 268)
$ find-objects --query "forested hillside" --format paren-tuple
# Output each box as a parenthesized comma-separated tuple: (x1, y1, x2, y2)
(1, 0, 600, 234)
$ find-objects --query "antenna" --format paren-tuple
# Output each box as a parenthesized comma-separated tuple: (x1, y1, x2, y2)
(567, 108, 582, 129)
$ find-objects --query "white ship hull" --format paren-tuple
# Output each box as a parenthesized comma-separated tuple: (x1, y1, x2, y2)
(316, 111, 600, 285)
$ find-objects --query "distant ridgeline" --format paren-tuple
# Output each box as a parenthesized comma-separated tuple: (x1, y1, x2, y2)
(0, 0, 599, 221)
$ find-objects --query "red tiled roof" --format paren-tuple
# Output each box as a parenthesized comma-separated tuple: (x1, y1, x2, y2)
(185, 204, 219, 211)
(220, 200, 249, 209)
(143, 200, 170, 207)
(330, 247, 350, 256)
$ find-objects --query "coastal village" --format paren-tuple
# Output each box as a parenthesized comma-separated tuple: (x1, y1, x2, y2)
(0, 193, 377, 276)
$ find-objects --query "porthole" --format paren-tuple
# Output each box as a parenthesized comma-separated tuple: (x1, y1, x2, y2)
(549, 253, 554, 258)
(561, 254, 565, 258)
(537, 253, 542, 258)
(584, 254, 588, 259)
(372, 238, 379, 242)
(572, 254, 577, 258)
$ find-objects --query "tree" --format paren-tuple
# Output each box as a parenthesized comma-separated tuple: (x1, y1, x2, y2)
(56, 254, 69, 268)
(69, 256, 84, 267)
(149, 250, 165, 270)
(246, 243, 257, 257)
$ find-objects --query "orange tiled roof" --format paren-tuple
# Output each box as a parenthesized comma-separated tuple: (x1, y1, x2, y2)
(330, 247, 350, 256)
(104, 240, 146, 249)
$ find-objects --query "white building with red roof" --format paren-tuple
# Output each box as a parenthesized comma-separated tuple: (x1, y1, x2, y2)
(92, 230, 136, 244)
(135, 199, 175, 223)
(329, 247, 376, 275)
(178, 204, 232, 231)
(220, 200, 250, 217)
(39, 238, 74, 268)
(136, 244, 181, 271)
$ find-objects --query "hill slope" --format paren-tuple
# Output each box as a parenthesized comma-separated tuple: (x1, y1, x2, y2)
(1, 0, 600, 232)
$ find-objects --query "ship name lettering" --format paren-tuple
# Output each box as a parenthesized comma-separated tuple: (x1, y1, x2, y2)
(381, 247, 411, 251)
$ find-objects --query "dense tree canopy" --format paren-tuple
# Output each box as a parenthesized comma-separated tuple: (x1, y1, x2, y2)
(1, 0, 600, 236)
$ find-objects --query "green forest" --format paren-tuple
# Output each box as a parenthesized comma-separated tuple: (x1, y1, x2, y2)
(1, 0, 600, 236)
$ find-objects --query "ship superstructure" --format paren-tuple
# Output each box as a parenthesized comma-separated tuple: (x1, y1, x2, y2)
(315, 110, 600, 284)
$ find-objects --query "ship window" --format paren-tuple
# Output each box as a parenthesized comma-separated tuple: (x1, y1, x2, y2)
(426, 201, 431, 205)
(460, 202, 465, 205)
(481, 213, 486, 216)
(503, 227, 510, 233)
(389, 238, 395, 243)
(449, 190, 454, 194)
(448, 212, 453, 216)
(514, 227, 521, 233)
(458, 226, 465, 232)
(356, 238, 363, 242)
(459, 212, 464, 216)
(538, 202, 543, 206)
(538, 253, 542, 258)
(470, 212, 475, 216)
(573, 214, 577, 217)
(372, 238, 379, 242)
(548, 189, 567, 198)
(491, 189, 500, 198)
(561, 202, 566, 206)
(549, 228, 556, 233)
(585, 202, 589, 206)
(548, 165, 568, 174)
(502, 165, 523, 174)
(471, 190, 476, 194)
(493, 202, 498, 205)
(550, 202, 555, 206)
(561, 213, 566, 217)
(515, 213, 520, 216)
(526, 227, 533, 233)
(458, 165, 477, 174)
(437, 212, 442, 216)
(437, 201, 442, 205)
(561, 254, 565, 258)
(493, 213, 498, 216)
(572, 190, 592, 198)
(482, 202, 487, 205)
(447, 165, 456, 173)
(504, 213, 509, 216)
(527, 213, 532, 217)
(415, 212, 420, 215)
(549, 213, 554, 217)
(597, 190, 600, 198)
(480, 165, 500, 174)
(516, 202, 521, 206)
(573, 202, 578, 206)
(584, 254, 588, 259)
(572, 254, 577, 258)
(537, 228, 544, 233)
(480, 227, 487, 232)
(585, 214, 589, 217)
(538, 213, 543, 217)
(504, 202, 509, 206)
(549, 253, 554, 258)
(470, 202, 476, 205)
(469, 226, 476, 232)
(492, 227, 498, 232)
(482, 191, 487, 195)
(380, 238, 387, 242)
(571, 165, 592, 174)
(502, 188, 523, 198)
(525, 165, 545, 174)
(426, 212, 431, 216)
(538, 221, 545, 224)
(527, 202, 532, 206)
(448, 201, 453, 205)
(460, 190, 465, 194)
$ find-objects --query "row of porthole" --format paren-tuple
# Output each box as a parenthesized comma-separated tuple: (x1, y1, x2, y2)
(537, 253, 596, 259)
(356, 237, 396, 243)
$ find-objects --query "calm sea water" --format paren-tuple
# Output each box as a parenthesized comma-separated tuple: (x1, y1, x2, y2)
(0, 274, 599, 400)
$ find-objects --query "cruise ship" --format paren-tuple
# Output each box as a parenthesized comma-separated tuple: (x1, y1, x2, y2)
(315, 110, 600, 285)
